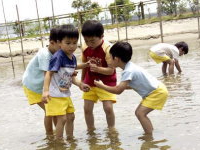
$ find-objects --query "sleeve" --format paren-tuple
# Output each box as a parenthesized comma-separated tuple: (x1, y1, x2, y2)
(73, 55, 77, 67)
(48, 55, 62, 72)
(81, 43, 88, 63)
(103, 42, 113, 66)
(121, 71, 133, 82)
(38, 49, 51, 71)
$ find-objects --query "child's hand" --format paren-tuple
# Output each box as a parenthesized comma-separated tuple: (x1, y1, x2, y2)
(80, 82, 90, 92)
(42, 91, 51, 104)
(90, 63, 98, 73)
(85, 60, 91, 68)
(94, 80, 103, 87)
(72, 71, 78, 77)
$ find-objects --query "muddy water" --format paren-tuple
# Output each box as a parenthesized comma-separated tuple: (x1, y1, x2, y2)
(0, 38, 200, 150)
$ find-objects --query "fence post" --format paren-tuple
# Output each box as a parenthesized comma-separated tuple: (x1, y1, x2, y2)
(16, 5, 25, 70)
(51, 0, 55, 27)
(156, 0, 164, 43)
(35, 0, 44, 47)
(1, 0, 15, 77)
(115, 0, 120, 41)
(197, 0, 200, 39)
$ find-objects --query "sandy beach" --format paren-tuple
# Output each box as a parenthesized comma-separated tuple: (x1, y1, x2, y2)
(0, 17, 199, 57)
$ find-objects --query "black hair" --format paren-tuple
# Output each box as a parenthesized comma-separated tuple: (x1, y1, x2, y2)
(57, 24, 79, 41)
(110, 42, 132, 63)
(81, 20, 104, 38)
(175, 41, 189, 54)
(49, 26, 59, 42)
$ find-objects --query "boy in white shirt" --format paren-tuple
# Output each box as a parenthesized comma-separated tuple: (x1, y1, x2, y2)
(149, 41, 188, 75)
(94, 42, 168, 135)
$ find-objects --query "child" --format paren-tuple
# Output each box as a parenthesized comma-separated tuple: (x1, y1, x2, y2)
(81, 20, 117, 131)
(149, 41, 189, 75)
(94, 42, 168, 135)
(42, 24, 90, 140)
(22, 26, 60, 136)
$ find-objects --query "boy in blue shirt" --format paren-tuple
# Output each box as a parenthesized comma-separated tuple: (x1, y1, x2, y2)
(94, 42, 168, 135)
(42, 24, 90, 140)
(22, 26, 60, 136)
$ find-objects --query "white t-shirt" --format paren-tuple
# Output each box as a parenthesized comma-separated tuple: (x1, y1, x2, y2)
(22, 47, 52, 93)
(150, 43, 179, 59)
(121, 62, 160, 98)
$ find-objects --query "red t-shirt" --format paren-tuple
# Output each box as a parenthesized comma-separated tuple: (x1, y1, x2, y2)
(82, 41, 117, 86)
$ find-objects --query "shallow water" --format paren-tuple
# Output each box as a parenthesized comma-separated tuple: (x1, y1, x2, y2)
(0, 39, 200, 150)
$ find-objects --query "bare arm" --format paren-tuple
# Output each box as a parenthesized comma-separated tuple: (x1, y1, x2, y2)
(72, 76, 90, 92)
(42, 71, 54, 103)
(81, 68, 86, 81)
(94, 80, 129, 94)
(76, 61, 90, 70)
(90, 63, 115, 75)
(174, 59, 182, 73)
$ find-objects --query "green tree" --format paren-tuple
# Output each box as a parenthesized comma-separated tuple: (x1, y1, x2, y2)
(161, 0, 181, 16)
(188, 0, 198, 15)
(12, 21, 25, 37)
(71, 0, 102, 25)
(108, 0, 135, 23)
(178, 0, 187, 15)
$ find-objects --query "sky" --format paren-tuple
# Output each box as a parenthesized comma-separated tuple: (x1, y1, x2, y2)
(0, 0, 155, 24)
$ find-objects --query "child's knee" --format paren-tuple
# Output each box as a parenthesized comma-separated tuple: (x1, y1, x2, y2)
(57, 115, 67, 124)
(84, 107, 93, 114)
(103, 105, 113, 114)
(66, 113, 75, 122)
(135, 109, 144, 119)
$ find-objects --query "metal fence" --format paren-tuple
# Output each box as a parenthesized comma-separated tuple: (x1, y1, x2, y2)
(0, 0, 200, 77)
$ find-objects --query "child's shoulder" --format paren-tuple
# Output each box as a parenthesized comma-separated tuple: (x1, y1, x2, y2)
(102, 40, 112, 51)
(35, 47, 52, 59)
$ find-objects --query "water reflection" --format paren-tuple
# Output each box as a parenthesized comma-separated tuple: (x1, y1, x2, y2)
(139, 134, 170, 150)
(35, 136, 78, 150)
(159, 73, 193, 99)
(86, 128, 122, 150)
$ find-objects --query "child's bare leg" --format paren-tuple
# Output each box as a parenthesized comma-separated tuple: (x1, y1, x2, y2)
(135, 104, 154, 134)
(103, 100, 115, 129)
(162, 62, 168, 75)
(168, 59, 175, 75)
(37, 102, 53, 135)
(65, 113, 75, 138)
(84, 100, 95, 130)
(55, 115, 66, 139)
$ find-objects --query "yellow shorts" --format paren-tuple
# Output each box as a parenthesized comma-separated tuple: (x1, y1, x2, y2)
(149, 51, 170, 64)
(45, 97, 75, 116)
(23, 86, 42, 105)
(82, 87, 116, 103)
(141, 83, 168, 110)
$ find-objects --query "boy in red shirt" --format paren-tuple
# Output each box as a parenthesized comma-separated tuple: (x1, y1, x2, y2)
(81, 20, 117, 131)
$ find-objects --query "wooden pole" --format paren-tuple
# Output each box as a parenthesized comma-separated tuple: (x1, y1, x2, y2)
(115, 0, 120, 41)
(51, 0, 55, 26)
(157, 0, 164, 42)
(1, 0, 15, 77)
(197, 0, 200, 38)
(16, 5, 25, 70)
(34, 0, 44, 47)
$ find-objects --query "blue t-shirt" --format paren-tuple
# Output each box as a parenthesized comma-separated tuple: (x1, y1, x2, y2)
(121, 61, 160, 98)
(22, 47, 52, 93)
(48, 49, 77, 97)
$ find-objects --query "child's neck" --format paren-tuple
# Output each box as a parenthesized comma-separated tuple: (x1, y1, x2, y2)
(118, 61, 127, 70)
